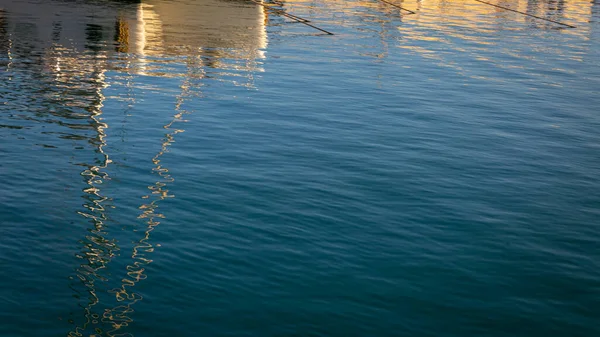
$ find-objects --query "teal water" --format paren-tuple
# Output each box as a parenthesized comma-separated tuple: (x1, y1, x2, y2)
(1, 0, 599, 336)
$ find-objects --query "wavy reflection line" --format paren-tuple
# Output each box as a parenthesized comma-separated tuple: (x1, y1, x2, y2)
(102, 60, 203, 337)
(0, 14, 119, 336)
(0, 9, 13, 72)
(67, 59, 117, 337)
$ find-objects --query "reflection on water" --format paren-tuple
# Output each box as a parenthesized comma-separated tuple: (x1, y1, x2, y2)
(0, 0, 268, 335)
(109, 0, 268, 79)
(274, 0, 596, 78)
(0, 0, 268, 74)
(1, 0, 599, 336)
(67, 52, 116, 337)
(282, 0, 588, 26)
(0, 9, 8, 67)
(101, 71, 199, 337)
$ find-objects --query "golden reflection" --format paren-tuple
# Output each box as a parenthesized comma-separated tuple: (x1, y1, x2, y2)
(115, 18, 130, 53)
(11, 35, 121, 337)
(283, 0, 416, 18)
(92, 0, 268, 91)
(281, 0, 594, 28)
(391, 0, 594, 82)
(282, 0, 594, 39)
(108, 0, 267, 80)
(0, 12, 124, 335)
(0, 9, 13, 72)
(141, 0, 267, 53)
(2, 0, 269, 79)
(102, 60, 200, 337)
(3, 0, 596, 335)
(278, 0, 595, 82)
(1, 2, 270, 333)
(57, 48, 116, 337)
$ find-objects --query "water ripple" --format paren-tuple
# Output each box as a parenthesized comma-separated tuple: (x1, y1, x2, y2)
(1, 0, 599, 336)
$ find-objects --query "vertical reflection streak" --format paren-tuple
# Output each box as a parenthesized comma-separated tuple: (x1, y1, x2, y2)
(0, 9, 13, 72)
(68, 60, 117, 337)
(102, 57, 204, 337)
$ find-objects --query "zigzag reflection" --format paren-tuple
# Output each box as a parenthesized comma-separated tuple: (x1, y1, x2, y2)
(101, 62, 202, 337)
(66, 60, 117, 337)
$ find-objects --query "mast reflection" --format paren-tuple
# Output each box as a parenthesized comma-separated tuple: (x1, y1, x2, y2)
(108, 0, 267, 81)
(102, 62, 201, 337)
(0, 2, 119, 335)
(0, 9, 8, 63)
(67, 64, 115, 337)
(1, 0, 268, 335)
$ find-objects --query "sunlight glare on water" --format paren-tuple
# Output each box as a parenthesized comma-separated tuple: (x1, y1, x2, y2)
(0, 0, 599, 336)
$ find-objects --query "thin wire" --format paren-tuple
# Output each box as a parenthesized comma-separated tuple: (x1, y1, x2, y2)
(247, 0, 334, 35)
(263, 2, 312, 22)
(247, 0, 309, 22)
(473, 0, 576, 28)
(377, 0, 417, 15)
(288, 18, 335, 35)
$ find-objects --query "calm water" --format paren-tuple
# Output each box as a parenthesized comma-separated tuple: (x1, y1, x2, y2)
(1, 0, 599, 336)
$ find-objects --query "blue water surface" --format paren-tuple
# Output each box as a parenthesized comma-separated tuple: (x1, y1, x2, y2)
(1, 0, 599, 336)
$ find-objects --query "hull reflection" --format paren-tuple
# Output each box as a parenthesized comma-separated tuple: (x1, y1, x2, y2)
(0, 0, 268, 336)
(0, 0, 268, 71)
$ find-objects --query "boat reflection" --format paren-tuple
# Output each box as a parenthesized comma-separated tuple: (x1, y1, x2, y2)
(281, 0, 591, 27)
(0, 0, 268, 336)
(0, 0, 268, 74)
(110, 0, 268, 78)
(101, 70, 199, 337)
(1, 0, 597, 335)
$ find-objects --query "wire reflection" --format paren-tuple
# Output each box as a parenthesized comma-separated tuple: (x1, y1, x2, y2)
(66, 53, 118, 337)
(101, 58, 203, 337)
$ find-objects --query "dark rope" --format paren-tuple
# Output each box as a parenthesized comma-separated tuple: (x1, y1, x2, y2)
(246, 0, 309, 22)
(377, 0, 417, 15)
(247, 0, 334, 35)
(265, 5, 311, 23)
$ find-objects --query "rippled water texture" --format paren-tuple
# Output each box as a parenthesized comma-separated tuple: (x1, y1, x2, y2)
(1, 0, 599, 336)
